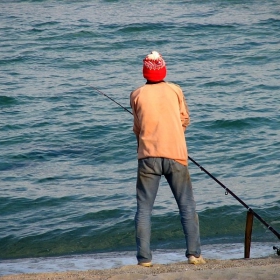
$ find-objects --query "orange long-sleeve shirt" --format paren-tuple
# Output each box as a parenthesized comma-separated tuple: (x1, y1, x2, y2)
(130, 81, 190, 166)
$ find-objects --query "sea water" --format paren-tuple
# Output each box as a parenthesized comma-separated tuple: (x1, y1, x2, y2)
(0, 0, 280, 275)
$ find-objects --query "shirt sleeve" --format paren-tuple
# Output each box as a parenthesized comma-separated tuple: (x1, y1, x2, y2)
(179, 91, 190, 130)
(130, 91, 140, 136)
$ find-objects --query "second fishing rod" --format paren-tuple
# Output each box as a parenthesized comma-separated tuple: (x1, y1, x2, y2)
(92, 85, 280, 241)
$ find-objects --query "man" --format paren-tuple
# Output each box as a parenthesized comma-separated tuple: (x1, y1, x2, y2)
(130, 51, 205, 267)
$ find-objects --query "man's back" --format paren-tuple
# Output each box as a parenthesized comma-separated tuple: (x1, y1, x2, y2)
(130, 81, 189, 165)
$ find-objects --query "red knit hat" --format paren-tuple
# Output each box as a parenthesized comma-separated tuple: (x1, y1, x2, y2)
(143, 51, 167, 82)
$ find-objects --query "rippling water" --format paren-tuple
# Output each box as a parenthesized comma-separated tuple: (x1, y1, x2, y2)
(0, 0, 280, 264)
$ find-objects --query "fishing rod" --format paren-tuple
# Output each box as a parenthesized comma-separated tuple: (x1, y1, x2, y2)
(188, 156, 280, 240)
(91, 86, 133, 115)
(92, 86, 280, 241)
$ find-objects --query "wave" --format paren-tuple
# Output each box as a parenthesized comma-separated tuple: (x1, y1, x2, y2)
(0, 96, 18, 106)
(1, 200, 279, 259)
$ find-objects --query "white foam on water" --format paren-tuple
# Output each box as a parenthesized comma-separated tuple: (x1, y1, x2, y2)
(0, 242, 278, 276)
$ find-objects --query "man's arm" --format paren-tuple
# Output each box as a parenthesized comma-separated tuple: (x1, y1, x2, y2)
(180, 94, 190, 131)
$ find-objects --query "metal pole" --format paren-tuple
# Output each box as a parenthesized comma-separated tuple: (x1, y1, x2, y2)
(244, 211, 254, 258)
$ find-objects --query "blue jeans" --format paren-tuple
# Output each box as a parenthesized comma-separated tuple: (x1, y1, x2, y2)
(135, 157, 201, 263)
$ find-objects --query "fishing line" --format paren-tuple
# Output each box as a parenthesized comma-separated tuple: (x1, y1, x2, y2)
(92, 86, 280, 242)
